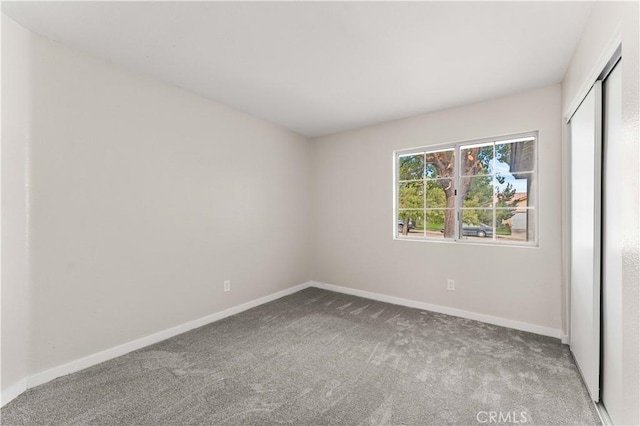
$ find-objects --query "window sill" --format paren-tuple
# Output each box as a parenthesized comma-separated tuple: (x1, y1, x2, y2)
(393, 236, 539, 248)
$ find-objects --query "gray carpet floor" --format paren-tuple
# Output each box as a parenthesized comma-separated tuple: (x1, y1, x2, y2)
(2, 287, 600, 425)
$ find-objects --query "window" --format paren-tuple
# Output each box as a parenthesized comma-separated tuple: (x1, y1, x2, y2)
(395, 132, 537, 245)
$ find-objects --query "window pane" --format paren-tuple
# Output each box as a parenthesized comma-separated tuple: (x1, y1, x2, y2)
(397, 210, 425, 238)
(425, 209, 453, 239)
(496, 208, 534, 243)
(459, 143, 493, 176)
(496, 138, 535, 174)
(425, 149, 455, 179)
(398, 154, 424, 181)
(460, 209, 494, 240)
(460, 176, 494, 208)
(495, 171, 535, 208)
(398, 182, 424, 209)
(425, 179, 450, 208)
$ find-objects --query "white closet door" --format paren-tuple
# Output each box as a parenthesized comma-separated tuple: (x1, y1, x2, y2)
(602, 62, 623, 421)
(569, 81, 602, 402)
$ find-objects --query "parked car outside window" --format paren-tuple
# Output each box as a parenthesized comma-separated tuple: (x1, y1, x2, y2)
(439, 223, 494, 238)
(461, 223, 493, 238)
(398, 219, 415, 233)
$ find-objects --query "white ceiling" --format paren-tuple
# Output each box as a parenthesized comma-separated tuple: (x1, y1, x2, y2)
(3, 1, 593, 137)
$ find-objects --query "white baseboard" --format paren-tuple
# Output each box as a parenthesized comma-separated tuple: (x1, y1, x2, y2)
(4, 279, 564, 407)
(1, 379, 27, 407)
(310, 281, 564, 340)
(4, 281, 313, 406)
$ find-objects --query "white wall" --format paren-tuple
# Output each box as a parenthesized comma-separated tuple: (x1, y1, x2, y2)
(562, 2, 639, 424)
(4, 17, 312, 381)
(1, 16, 32, 402)
(311, 85, 563, 334)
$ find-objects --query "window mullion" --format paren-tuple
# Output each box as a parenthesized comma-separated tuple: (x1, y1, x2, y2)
(455, 143, 460, 241)
(423, 153, 427, 238)
(492, 142, 497, 241)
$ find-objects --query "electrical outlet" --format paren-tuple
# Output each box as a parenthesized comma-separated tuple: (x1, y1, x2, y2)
(447, 279, 455, 291)
(224, 280, 231, 292)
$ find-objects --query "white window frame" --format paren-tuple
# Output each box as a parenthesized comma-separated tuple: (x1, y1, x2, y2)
(393, 131, 539, 247)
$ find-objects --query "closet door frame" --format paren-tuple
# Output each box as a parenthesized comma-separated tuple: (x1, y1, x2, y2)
(564, 44, 621, 406)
